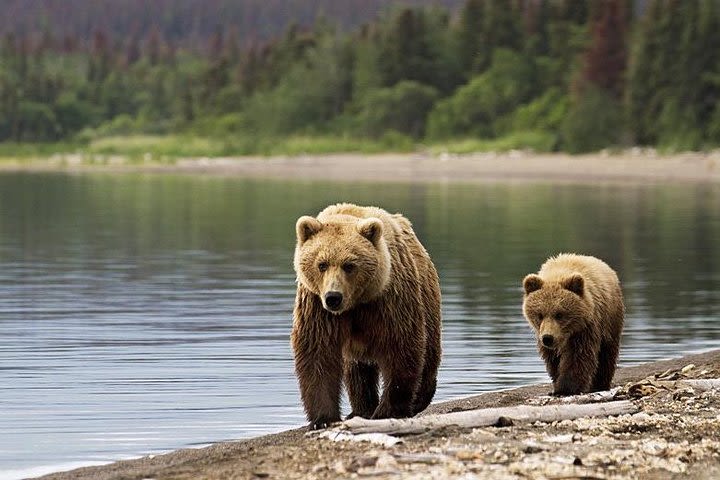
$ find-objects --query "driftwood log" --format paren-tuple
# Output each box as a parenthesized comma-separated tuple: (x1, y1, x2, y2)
(340, 400, 638, 435)
(527, 387, 621, 406)
(666, 379, 720, 391)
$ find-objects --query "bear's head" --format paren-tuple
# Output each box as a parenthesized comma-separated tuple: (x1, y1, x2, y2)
(522, 273, 592, 350)
(294, 214, 391, 314)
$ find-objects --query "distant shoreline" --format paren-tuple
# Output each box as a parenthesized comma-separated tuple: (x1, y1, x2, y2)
(2, 151, 720, 185)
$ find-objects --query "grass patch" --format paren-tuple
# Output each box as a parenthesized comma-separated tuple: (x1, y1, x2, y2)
(259, 132, 415, 156)
(0, 142, 80, 161)
(429, 130, 557, 155)
(87, 135, 218, 158)
(56, 134, 416, 158)
(0, 133, 418, 163)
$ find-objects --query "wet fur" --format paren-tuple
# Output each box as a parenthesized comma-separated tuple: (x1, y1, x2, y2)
(291, 203, 442, 429)
(522, 254, 624, 396)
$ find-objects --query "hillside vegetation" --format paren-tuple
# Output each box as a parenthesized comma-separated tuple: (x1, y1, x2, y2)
(1, 0, 719, 156)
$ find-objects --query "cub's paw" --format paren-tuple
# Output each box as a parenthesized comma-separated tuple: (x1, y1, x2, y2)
(552, 388, 581, 397)
(552, 379, 584, 397)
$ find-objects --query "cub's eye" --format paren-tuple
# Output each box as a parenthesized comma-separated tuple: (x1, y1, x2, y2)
(342, 263, 355, 273)
(537, 313, 544, 321)
(555, 312, 564, 320)
(318, 262, 329, 272)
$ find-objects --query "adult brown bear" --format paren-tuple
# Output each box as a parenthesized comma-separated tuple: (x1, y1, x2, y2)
(291, 203, 442, 429)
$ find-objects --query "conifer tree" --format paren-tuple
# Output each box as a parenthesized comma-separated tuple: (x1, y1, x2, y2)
(627, 0, 662, 143)
(456, 0, 485, 74)
(377, 8, 435, 87)
(581, 0, 628, 99)
(482, 0, 522, 53)
(523, 0, 551, 57)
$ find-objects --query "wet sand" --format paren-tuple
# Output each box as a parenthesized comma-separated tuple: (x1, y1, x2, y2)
(37, 349, 720, 480)
(2, 150, 720, 184)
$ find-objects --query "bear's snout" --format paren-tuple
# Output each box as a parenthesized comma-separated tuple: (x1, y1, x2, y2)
(541, 334, 555, 348)
(324, 291, 344, 311)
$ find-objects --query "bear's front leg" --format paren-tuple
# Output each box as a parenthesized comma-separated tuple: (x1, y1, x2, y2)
(291, 319, 343, 429)
(553, 335, 599, 396)
(293, 340, 343, 429)
(372, 351, 423, 419)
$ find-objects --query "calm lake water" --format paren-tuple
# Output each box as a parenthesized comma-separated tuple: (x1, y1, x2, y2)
(1, 172, 719, 478)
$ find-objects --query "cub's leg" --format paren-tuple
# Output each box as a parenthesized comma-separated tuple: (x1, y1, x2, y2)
(553, 335, 599, 396)
(592, 339, 619, 392)
(540, 346, 561, 394)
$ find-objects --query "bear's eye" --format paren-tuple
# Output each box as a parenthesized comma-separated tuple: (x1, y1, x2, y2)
(342, 263, 355, 273)
(318, 261, 329, 272)
(555, 311, 564, 320)
(537, 313, 544, 321)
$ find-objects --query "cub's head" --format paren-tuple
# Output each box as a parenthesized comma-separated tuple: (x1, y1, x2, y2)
(293, 214, 391, 314)
(522, 273, 592, 350)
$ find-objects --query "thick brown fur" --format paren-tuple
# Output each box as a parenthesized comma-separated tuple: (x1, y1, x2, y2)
(522, 253, 625, 396)
(291, 203, 442, 429)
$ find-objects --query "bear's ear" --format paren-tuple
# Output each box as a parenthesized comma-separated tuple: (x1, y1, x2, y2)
(562, 273, 584, 297)
(523, 274, 544, 295)
(296, 216, 323, 244)
(357, 217, 383, 247)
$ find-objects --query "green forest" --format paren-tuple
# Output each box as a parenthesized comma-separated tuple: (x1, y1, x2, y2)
(2, 0, 720, 156)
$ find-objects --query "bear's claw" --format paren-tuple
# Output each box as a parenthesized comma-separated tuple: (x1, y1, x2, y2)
(308, 417, 338, 430)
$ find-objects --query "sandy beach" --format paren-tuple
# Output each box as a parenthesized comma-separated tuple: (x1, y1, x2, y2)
(35, 349, 720, 480)
(2, 150, 720, 184)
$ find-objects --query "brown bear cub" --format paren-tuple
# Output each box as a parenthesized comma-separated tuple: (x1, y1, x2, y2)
(292, 203, 442, 429)
(522, 253, 624, 396)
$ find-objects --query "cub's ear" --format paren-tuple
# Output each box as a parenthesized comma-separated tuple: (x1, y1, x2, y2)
(296, 216, 323, 244)
(357, 217, 383, 246)
(562, 273, 584, 297)
(523, 274, 544, 295)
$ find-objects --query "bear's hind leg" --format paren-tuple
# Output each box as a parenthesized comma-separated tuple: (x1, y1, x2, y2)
(413, 362, 437, 416)
(413, 323, 441, 415)
(592, 340, 619, 392)
(345, 361, 379, 419)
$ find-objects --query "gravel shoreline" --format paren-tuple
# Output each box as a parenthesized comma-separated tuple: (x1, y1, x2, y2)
(37, 349, 720, 480)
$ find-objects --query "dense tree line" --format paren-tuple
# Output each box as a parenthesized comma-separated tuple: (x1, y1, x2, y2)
(1, 0, 464, 46)
(1, 0, 719, 153)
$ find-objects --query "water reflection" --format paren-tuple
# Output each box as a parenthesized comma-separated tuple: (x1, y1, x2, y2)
(0, 173, 718, 474)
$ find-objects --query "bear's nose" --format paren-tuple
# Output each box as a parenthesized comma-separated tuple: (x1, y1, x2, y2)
(324, 291, 343, 311)
(542, 334, 554, 348)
